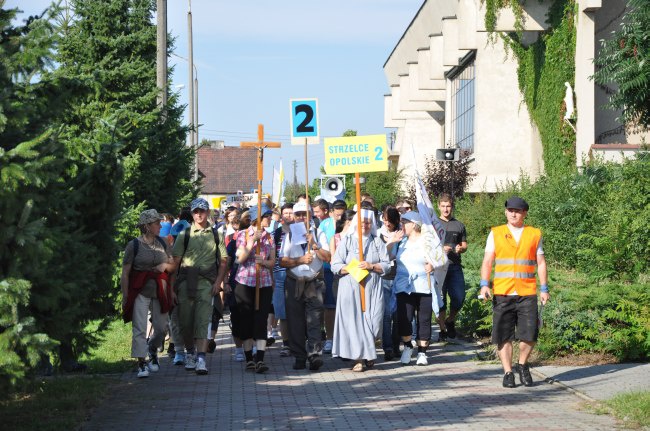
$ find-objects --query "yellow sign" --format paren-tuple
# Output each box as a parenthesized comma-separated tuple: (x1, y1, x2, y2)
(324, 134, 388, 175)
(344, 258, 369, 284)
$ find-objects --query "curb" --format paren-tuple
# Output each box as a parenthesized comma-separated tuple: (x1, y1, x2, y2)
(531, 368, 598, 403)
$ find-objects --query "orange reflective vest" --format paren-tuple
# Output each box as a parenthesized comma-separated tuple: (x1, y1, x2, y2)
(492, 224, 541, 296)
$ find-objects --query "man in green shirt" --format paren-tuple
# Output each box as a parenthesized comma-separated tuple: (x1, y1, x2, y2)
(171, 198, 227, 375)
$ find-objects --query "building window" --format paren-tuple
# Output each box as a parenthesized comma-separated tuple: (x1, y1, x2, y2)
(449, 60, 475, 155)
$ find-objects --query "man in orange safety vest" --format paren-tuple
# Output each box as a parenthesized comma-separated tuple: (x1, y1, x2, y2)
(479, 196, 549, 388)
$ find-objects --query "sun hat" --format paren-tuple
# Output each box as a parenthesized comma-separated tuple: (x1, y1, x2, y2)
(138, 209, 163, 226)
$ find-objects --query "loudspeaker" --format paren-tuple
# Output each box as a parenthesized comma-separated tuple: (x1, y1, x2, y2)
(320, 175, 346, 203)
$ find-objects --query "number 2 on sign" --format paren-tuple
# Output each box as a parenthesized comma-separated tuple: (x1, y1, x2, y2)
(295, 104, 314, 133)
(374, 146, 383, 161)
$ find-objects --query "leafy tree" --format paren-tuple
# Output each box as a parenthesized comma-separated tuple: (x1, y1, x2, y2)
(406, 155, 475, 203)
(593, 0, 650, 130)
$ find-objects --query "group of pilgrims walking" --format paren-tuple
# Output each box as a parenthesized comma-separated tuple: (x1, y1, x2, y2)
(120, 190, 549, 389)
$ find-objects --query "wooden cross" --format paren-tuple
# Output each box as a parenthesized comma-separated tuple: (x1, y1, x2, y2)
(241, 124, 281, 310)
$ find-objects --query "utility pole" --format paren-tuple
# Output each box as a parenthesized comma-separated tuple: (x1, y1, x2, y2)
(187, 0, 194, 149)
(156, 0, 167, 111)
(194, 72, 199, 147)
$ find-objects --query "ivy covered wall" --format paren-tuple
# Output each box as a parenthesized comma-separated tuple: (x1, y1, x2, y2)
(485, 0, 578, 177)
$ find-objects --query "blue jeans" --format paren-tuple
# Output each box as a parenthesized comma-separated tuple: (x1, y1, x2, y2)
(381, 279, 399, 352)
(440, 264, 466, 312)
(272, 270, 287, 319)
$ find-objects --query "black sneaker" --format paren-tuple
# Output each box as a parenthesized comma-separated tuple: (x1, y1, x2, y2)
(437, 330, 448, 342)
(308, 355, 323, 371)
(445, 320, 456, 339)
(245, 360, 256, 371)
(207, 339, 217, 353)
(293, 359, 306, 370)
(515, 363, 534, 387)
(503, 371, 516, 388)
(255, 361, 269, 374)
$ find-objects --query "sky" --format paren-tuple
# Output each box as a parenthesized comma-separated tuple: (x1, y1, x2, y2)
(9, 0, 423, 192)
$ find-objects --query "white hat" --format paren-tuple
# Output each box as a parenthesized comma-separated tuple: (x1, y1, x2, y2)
(292, 202, 310, 213)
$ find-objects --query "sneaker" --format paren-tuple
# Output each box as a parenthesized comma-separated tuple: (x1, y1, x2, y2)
(293, 358, 306, 370)
(437, 330, 448, 342)
(445, 320, 456, 339)
(308, 355, 323, 371)
(384, 350, 394, 361)
(416, 352, 428, 366)
(195, 357, 208, 375)
(184, 354, 197, 370)
(323, 340, 333, 354)
(207, 339, 217, 353)
(266, 337, 276, 346)
(245, 360, 256, 371)
(137, 362, 149, 378)
(173, 352, 185, 366)
(234, 348, 245, 362)
(255, 361, 269, 373)
(400, 346, 413, 365)
(271, 328, 280, 339)
(148, 355, 160, 372)
(515, 363, 534, 387)
(280, 346, 291, 357)
(503, 371, 516, 388)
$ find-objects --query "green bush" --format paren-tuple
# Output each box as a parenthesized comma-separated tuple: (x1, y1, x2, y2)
(538, 280, 649, 361)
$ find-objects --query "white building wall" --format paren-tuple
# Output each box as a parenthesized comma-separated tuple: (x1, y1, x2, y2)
(469, 32, 543, 192)
(396, 117, 444, 176)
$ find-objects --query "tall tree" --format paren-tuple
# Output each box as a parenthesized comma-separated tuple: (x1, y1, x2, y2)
(0, 5, 69, 383)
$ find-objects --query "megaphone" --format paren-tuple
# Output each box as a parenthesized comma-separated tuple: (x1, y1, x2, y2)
(320, 175, 346, 203)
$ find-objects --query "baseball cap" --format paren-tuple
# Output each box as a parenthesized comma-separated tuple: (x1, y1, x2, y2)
(292, 202, 310, 213)
(505, 196, 529, 211)
(400, 211, 422, 227)
(190, 198, 209, 211)
(249, 205, 272, 220)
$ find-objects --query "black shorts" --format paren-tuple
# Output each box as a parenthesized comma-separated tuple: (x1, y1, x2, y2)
(491, 295, 538, 345)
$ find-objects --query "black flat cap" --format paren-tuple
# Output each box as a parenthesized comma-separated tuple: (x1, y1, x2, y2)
(505, 196, 529, 210)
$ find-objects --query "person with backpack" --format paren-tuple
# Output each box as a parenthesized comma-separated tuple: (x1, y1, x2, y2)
(233, 206, 276, 373)
(120, 209, 175, 378)
(170, 198, 227, 375)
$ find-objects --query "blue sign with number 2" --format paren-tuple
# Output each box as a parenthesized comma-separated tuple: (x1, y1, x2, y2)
(291, 100, 318, 138)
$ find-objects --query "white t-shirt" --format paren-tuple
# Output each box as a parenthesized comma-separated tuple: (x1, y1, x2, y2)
(484, 225, 544, 255)
(280, 226, 330, 278)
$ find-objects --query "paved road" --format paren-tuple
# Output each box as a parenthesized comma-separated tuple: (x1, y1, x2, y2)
(82, 320, 627, 430)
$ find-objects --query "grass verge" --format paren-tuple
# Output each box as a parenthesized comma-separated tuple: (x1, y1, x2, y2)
(79, 319, 134, 374)
(0, 376, 115, 431)
(604, 391, 650, 429)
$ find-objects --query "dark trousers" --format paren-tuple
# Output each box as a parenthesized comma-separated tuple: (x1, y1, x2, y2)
(284, 274, 324, 361)
(396, 292, 433, 342)
(234, 283, 273, 341)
